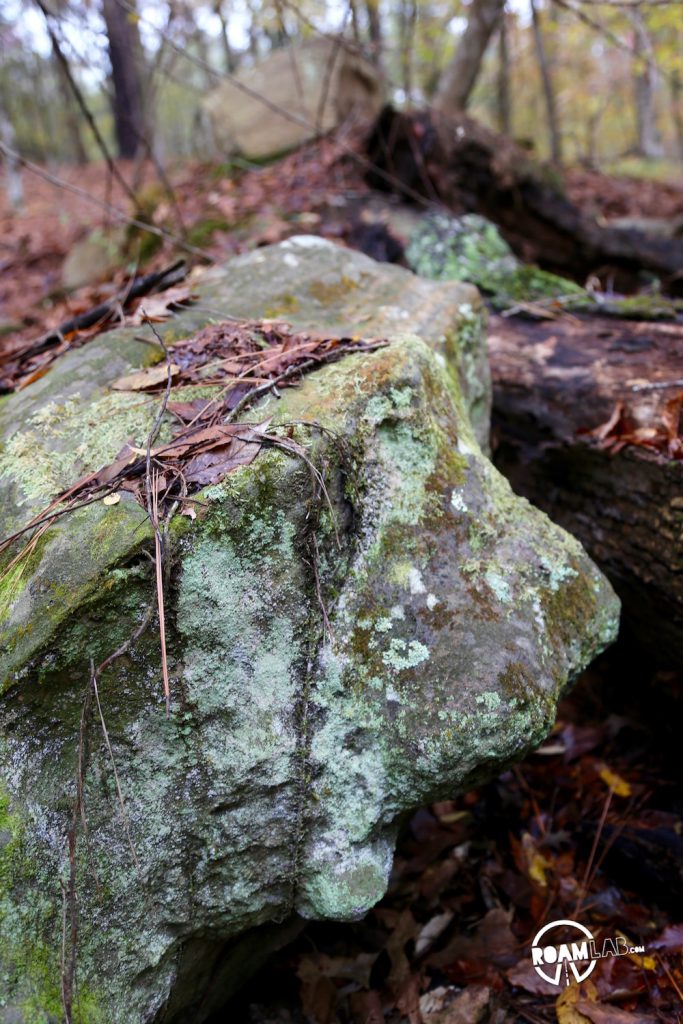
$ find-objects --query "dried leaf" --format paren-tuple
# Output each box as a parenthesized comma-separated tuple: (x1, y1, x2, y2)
(599, 765, 632, 797)
(130, 286, 198, 324)
(507, 959, 559, 996)
(420, 984, 491, 1024)
(556, 980, 597, 1024)
(651, 923, 683, 951)
(112, 363, 180, 391)
(662, 390, 683, 441)
(574, 1000, 658, 1024)
(415, 912, 454, 956)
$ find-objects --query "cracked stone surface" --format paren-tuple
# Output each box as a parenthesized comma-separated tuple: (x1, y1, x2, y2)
(0, 239, 619, 1023)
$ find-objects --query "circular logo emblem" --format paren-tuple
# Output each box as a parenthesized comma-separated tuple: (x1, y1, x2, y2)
(531, 919, 597, 986)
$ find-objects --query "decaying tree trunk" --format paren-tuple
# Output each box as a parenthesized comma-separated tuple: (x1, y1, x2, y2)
(488, 312, 683, 664)
(433, 0, 505, 112)
(364, 106, 683, 292)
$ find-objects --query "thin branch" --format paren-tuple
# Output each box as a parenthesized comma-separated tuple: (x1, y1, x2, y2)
(0, 141, 215, 263)
(141, 315, 175, 713)
(91, 669, 141, 872)
(34, 0, 139, 208)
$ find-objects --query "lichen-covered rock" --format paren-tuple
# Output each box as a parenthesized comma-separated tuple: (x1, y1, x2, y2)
(406, 212, 585, 305)
(0, 239, 619, 1022)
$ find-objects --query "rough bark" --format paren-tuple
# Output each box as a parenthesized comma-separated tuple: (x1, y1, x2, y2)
(434, 0, 505, 112)
(101, 0, 146, 159)
(489, 312, 683, 664)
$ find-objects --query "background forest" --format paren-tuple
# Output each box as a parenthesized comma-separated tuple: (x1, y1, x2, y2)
(2, 0, 682, 175)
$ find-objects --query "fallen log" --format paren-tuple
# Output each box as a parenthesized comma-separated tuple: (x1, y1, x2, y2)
(488, 312, 683, 664)
(365, 106, 683, 294)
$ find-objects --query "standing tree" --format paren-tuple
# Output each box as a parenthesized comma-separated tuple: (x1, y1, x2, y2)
(101, 0, 146, 158)
(496, 12, 511, 134)
(434, 0, 506, 112)
(629, 5, 663, 158)
(530, 0, 562, 162)
(366, 0, 383, 66)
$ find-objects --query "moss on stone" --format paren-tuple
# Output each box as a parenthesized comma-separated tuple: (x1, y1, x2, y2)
(0, 240, 621, 1019)
(406, 211, 583, 305)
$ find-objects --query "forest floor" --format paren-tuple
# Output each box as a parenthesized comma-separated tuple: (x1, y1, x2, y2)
(1, 140, 682, 1023)
(3, 137, 683, 352)
(221, 648, 683, 1024)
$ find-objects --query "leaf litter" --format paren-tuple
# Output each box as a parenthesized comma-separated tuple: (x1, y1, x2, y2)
(0, 318, 387, 555)
(222, 654, 683, 1024)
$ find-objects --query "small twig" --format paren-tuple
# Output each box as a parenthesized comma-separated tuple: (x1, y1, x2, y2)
(91, 666, 141, 872)
(0, 141, 215, 263)
(224, 358, 320, 423)
(573, 785, 613, 916)
(310, 532, 335, 642)
(8, 261, 187, 366)
(142, 314, 174, 713)
(631, 378, 683, 392)
(35, 0, 140, 210)
(152, 477, 171, 714)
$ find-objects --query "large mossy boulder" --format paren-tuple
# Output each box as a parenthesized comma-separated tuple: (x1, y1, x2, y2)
(203, 38, 383, 160)
(0, 239, 619, 1022)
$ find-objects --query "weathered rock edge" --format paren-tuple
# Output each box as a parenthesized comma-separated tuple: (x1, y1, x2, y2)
(0, 239, 619, 1022)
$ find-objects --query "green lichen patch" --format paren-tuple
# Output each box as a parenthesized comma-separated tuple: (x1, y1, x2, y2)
(406, 212, 584, 304)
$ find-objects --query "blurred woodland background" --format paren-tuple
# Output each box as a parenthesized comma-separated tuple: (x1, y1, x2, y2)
(1, 0, 682, 175)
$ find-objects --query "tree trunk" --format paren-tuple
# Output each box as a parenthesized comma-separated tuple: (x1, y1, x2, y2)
(433, 0, 505, 113)
(669, 70, 683, 162)
(399, 0, 418, 101)
(365, 0, 383, 66)
(530, 0, 562, 163)
(630, 7, 663, 159)
(0, 107, 23, 210)
(489, 311, 683, 665)
(496, 14, 511, 135)
(214, 0, 236, 73)
(101, 0, 146, 159)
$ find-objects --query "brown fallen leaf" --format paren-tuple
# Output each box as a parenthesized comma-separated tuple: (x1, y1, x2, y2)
(506, 958, 559, 996)
(574, 1000, 658, 1024)
(419, 983, 491, 1024)
(651, 923, 683, 951)
(112, 363, 180, 391)
(130, 285, 198, 323)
